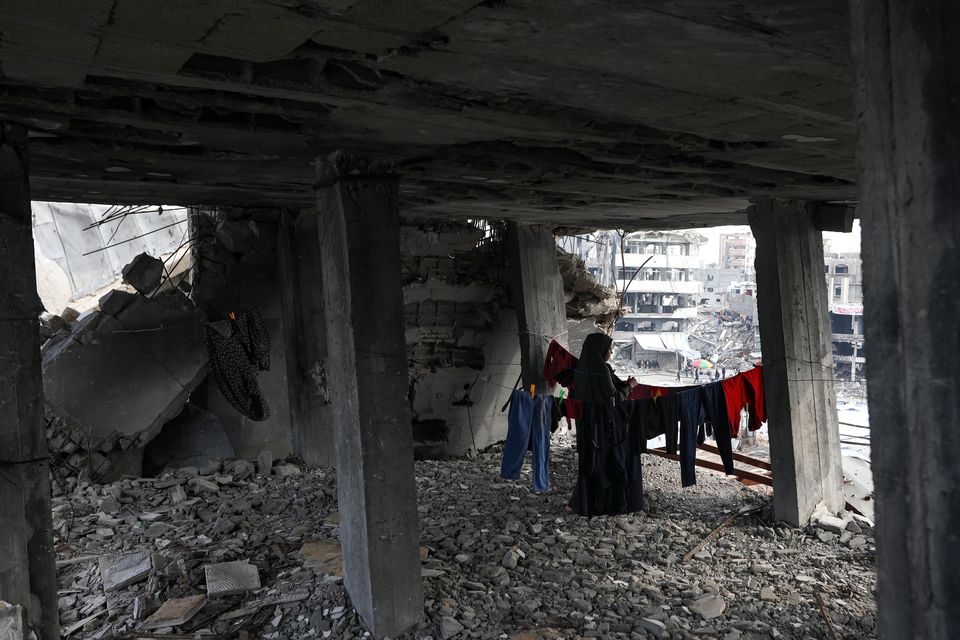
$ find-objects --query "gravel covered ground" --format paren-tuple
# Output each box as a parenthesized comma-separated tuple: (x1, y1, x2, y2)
(53, 432, 877, 639)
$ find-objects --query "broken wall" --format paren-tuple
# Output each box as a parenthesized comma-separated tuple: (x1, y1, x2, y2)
(401, 220, 520, 457)
(191, 207, 293, 460)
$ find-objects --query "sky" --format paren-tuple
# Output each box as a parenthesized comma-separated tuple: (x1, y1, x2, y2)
(697, 221, 862, 265)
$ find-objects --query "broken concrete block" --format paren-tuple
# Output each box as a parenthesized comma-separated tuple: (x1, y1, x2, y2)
(133, 596, 161, 621)
(204, 561, 261, 597)
(257, 450, 274, 476)
(99, 550, 152, 591)
(816, 514, 847, 535)
(274, 464, 301, 478)
(224, 459, 254, 480)
(141, 595, 206, 629)
(122, 252, 164, 294)
(42, 292, 208, 454)
(189, 477, 220, 493)
(144, 405, 235, 473)
(298, 540, 343, 576)
(60, 306, 80, 324)
(98, 289, 136, 317)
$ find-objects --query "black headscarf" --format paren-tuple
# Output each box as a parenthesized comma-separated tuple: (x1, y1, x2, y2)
(572, 333, 618, 402)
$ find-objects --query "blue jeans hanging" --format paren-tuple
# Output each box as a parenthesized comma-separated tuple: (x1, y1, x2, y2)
(500, 389, 551, 493)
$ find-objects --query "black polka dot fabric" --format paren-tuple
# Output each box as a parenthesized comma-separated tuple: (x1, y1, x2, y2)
(205, 308, 272, 421)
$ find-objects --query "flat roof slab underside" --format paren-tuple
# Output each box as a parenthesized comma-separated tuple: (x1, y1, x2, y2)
(0, 0, 855, 227)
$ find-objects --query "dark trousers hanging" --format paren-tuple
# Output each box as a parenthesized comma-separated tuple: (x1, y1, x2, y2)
(701, 382, 735, 475)
(500, 390, 551, 493)
(678, 390, 707, 487)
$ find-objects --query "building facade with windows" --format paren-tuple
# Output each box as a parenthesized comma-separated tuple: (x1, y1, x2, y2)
(824, 252, 865, 380)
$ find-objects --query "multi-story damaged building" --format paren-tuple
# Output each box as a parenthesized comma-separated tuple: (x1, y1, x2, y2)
(825, 252, 865, 381)
(719, 232, 756, 276)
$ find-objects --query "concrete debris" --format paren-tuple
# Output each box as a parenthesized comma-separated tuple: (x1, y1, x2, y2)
(688, 593, 726, 620)
(257, 449, 274, 476)
(50, 434, 877, 639)
(439, 615, 464, 639)
(121, 253, 164, 295)
(43, 291, 208, 482)
(205, 561, 261, 597)
(556, 248, 619, 323)
(0, 601, 28, 640)
(275, 463, 302, 478)
(60, 306, 80, 324)
(141, 594, 206, 629)
(816, 514, 848, 535)
(97, 289, 136, 317)
(298, 541, 343, 577)
(99, 550, 152, 591)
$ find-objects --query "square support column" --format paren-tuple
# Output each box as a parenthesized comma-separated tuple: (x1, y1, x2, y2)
(0, 122, 58, 639)
(748, 199, 843, 526)
(506, 223, 567, 390)
(278, 207, 335, 467)
(314, 153, 422, 637)
(851, 1, 960, 636)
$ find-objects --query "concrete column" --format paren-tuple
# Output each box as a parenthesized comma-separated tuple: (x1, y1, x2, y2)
(748, 199, 843, 526)
(0, 122, 58, 639)
(506, 223, 567, 390)
(314, 152, 422, 637)
(278, 207, 335, 467)
(851, 1, 960, 636)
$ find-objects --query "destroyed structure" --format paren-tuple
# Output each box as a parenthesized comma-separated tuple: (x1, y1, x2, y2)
(0, 2, 955, 639)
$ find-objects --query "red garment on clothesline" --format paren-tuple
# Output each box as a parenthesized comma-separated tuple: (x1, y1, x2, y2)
(720, 366, 767, 436)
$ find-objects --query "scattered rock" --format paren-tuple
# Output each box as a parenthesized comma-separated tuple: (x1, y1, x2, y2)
(689, 594, 726, 620)
(502, 548, 518, 569)
(760, 586, 776, 602)
(817, 514, 847, 534)
(638, 617, 668, 638)
(257, 449, 274, 476)
(275, 463, 301, 478)
(99, 550, 151, 591)
(141, 595, 206, 629)
(439, 615, 464, 639)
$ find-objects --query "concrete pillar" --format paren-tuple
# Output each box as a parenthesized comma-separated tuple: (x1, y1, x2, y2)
(314, 152, 422, 637)
(851, 1, 960, 636)
(748, 199, 843, 526)
(278, 207, 335, 467)
(506, 223, 567, 390)
(0, 122, 58, 639)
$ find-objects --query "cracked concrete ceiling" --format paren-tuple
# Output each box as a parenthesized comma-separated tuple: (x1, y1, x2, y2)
(0, 0, 856, 227)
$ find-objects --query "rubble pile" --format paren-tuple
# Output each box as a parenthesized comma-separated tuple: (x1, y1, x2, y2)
(53, 434, 877, 639)
(688, 314, 759, 372)
(556, 249, 619, 325)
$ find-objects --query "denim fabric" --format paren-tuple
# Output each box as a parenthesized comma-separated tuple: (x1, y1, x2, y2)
(500, 390, 551, 492)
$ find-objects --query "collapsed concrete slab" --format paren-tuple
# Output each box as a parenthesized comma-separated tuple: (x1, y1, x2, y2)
(42, 290, 208, 481)
(143, 405, 235, 473)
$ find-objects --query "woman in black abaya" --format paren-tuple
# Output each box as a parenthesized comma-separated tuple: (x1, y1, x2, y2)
(569, 333, 645, 517)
